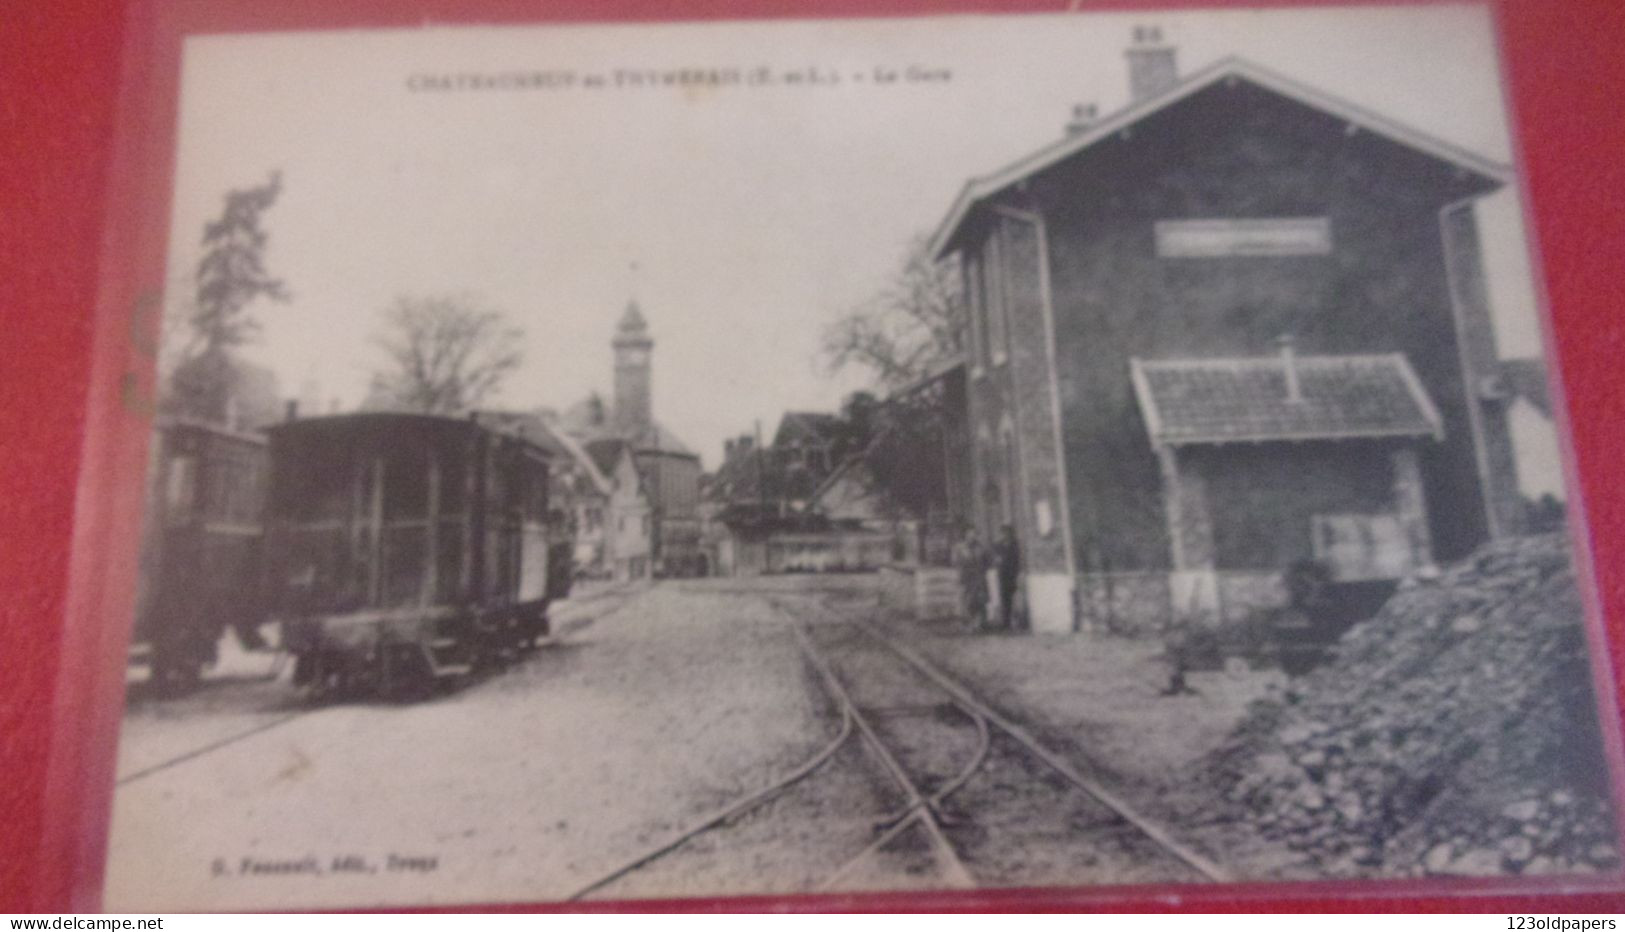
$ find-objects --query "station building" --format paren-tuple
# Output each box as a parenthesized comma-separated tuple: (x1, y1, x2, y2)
(929, 32, 1523, 632)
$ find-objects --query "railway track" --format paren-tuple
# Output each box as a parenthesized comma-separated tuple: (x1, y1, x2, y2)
(115, 709, 312, 786)
(839, 617, 1228, 886)
(568, 607, 1226, 900)
(118, 586, 1226, 897)
(116, 587, 647, 788)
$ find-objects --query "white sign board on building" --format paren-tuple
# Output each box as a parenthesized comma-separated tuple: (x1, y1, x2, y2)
(1155, 217, 1333, 257)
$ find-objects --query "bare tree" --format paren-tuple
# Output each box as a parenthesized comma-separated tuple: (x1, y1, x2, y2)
(821, 234, 964, 389)
(367, 294, 524, 415)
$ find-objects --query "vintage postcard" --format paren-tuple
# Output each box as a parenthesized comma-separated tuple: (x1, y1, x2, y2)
(105, 4, 1623, 910)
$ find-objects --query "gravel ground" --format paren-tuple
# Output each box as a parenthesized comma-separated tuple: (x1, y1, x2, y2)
(803, 569, 1617, 886)
(118, 627, 300, 781)
(818, 585, 1282, 795)
(587, 736, 913, 900)
(792, 595, 1215, 890)
(115, 581, 637, 782)
(786, 583, 1294, 876)
(943, 730, 1208, 888)
(581, 587, 974, 901)
(106, 572, 1306, 910)
(889, 627, 1291, 877)
(105, 581, 831, 911)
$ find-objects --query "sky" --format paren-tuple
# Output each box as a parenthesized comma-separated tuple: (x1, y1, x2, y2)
(165, 4, 1543, 468)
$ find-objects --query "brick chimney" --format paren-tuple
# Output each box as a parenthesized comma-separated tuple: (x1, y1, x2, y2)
(1065, 102, 1098, 136)
(1125, 25, 1178, 102)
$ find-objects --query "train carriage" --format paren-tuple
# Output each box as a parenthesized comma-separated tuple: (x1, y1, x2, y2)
(134, 418, 269, 693)
(265, 412, 568, 697)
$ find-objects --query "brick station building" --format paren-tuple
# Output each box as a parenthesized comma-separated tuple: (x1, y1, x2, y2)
(929, 32, 1523, 633)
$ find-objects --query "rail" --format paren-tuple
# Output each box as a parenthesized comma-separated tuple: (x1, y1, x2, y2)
(852, 616, 1232, 883)
(561, 626, 857, 901)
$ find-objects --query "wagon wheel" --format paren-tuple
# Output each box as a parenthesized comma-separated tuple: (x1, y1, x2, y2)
(380, 643, 434, 703)
(150, 628, 209, 697)
(290, 652, 327, 703)
(517, 605, 549, 651)
(470, 615, 508, 671)
(505, 611, 537, 657)
(294, 652, 360, 705)
(151, 655, 202, 698)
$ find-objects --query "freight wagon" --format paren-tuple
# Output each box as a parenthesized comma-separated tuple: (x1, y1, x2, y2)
(264, 412, 572, 698)
(133, 418, 269, 693)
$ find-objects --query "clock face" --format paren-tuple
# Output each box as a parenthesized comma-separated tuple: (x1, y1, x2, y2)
(621, 348, 649, 367)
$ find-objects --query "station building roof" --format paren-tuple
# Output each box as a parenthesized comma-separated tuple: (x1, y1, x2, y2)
(929, 56, 1511, 259)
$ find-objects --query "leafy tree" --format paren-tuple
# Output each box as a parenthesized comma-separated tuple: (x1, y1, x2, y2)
(821, 234, 964, 389)
(165, 171, 289, 424)
(192, 171, 289, 351)
(367, 294, 524, 415)
(831, 390, 880, 463)
(858, 385, 954, 521)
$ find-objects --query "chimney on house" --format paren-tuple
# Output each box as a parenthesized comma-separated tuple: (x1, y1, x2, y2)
(1125, 25, 1178, 102)
(1277, 334, 1302, 403)
(1065, 103, 1098, 136)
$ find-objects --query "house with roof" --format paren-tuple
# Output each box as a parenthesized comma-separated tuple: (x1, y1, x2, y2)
(701, 435, 833, 576)
(703, 417, 838, 577)
(477, 408, 651, 580)
(929, 28, 1527, 633)
(807, 360, 974, 565)
(584, 437, 654, 581)
(701, 408, 917, 576)
(706, 411, 854, 515)
(771, 412, 846, 508)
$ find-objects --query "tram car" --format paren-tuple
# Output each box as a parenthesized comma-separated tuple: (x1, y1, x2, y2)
(263, 412, 571, 697)
(133, 418, 269, 693)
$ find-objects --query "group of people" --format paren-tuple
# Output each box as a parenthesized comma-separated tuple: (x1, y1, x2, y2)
(953, 524, 1021, 631)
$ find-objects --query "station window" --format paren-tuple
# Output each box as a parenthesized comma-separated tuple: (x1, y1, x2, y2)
(966, 253, 987, 375)
(164, 455, 197, 523)
(984, 229, 1009, 367)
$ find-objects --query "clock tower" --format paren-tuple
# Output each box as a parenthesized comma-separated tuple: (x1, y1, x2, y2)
(612, 300, 654, 440)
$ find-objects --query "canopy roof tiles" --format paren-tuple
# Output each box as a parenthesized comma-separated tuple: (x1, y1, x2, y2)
(1129, 352, 1444, 448)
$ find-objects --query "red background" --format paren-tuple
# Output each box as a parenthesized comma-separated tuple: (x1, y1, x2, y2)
(4, 0, 1624, 913)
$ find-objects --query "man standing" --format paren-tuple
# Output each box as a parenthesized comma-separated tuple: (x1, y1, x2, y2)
(993, 523, 1022, 631)
(953, 527, 989, 631)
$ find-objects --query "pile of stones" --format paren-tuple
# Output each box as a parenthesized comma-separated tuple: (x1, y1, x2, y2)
(1195, 533, 1619, 878)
